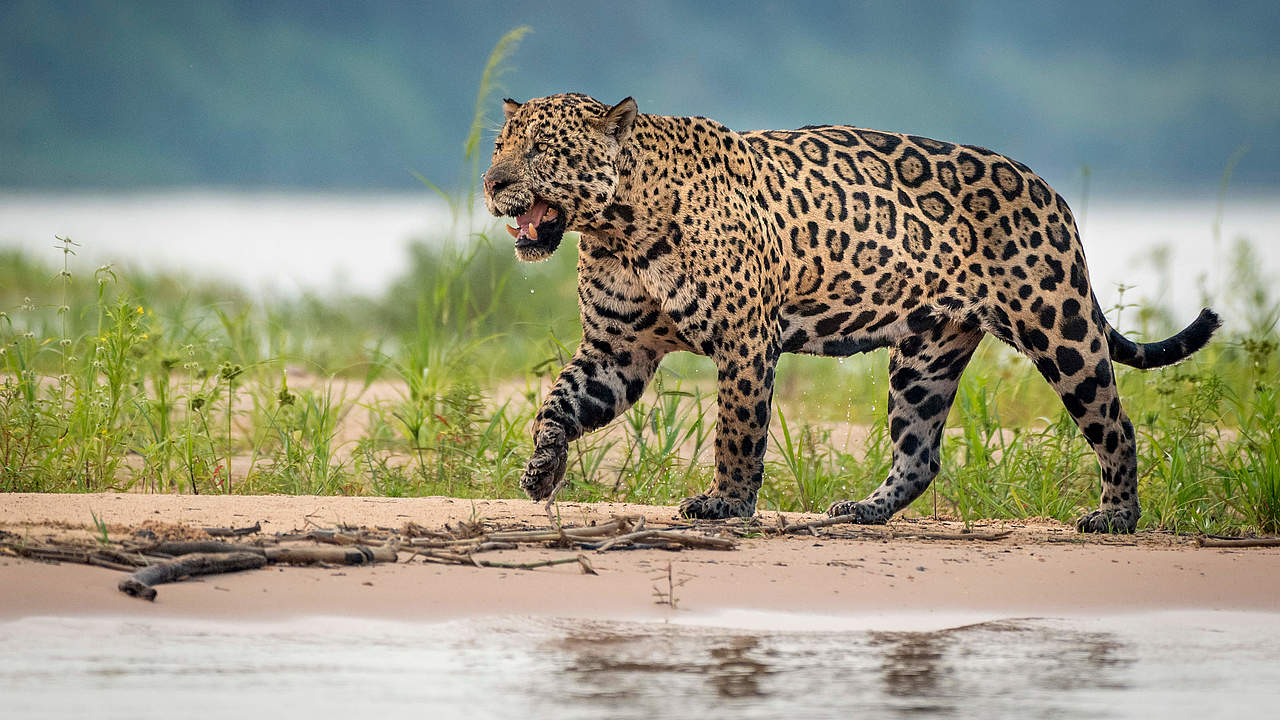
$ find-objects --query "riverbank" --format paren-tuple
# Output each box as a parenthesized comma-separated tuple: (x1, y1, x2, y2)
(2, 493, 1277, 621)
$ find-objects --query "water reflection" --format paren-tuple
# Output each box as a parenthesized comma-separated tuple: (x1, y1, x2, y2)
(555, 625, 771, 704)
(2, 613, 1275, 719)
(874, 629, 951, 713)
(707, 637, 768, 698)
(548, 618, 1140, 717)
(867, 620, 1135, 716)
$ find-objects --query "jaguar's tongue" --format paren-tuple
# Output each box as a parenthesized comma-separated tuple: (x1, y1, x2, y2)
(508, 199, 550, 241)
(517, 200, 549, 230)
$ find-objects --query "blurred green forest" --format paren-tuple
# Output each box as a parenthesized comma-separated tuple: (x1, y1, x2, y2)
(3, 0, 1278, 192)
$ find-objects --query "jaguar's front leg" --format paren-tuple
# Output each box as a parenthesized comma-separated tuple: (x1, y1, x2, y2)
(523, 341, 663, 500)
(679, 346, 777, 519)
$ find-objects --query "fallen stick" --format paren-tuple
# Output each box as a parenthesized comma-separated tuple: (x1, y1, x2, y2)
(483, 529, 566, 543)
(562, 517, 643, 538)
(471, 541, 520, 553)
(778, 513, 865, 535)
(300, 530, 366, 546)
(649, 530, 735, 549)
(118, 551, 267, 601)
(418, 550, 477, 565)
(417, 549, 596, 574)
(777, 515, 1012, 541)
(1196, 537, 1280, 548)
(477, 554, 597, 574)
(202, 522, 261, 538)
(2, 541, 144, 570)
(143, 541, 266, 557)
(265, 545, 397, 565)
(592, 528, 734, 552)
(594, 529, 658, 552)
(898, 531, 1013, 542)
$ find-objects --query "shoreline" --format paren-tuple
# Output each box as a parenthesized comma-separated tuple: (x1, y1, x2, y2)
(3, 493, 1278, 622)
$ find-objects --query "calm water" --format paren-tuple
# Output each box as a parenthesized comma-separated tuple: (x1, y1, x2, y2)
(1, 191, 1278, 322)
(2, 611, 1277, 719)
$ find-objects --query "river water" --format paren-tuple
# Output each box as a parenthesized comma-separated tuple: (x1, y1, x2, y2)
(2, 611, 1277, 718)
(0, 191, 1277, 323)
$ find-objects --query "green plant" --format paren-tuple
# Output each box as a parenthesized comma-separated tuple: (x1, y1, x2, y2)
(89, 509, 109, 546)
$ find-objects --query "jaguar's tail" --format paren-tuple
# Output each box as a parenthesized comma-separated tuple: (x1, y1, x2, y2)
(1105, 307, 1222, 370)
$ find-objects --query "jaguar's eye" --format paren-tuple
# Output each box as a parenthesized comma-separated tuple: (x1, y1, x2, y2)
(534, 140, 550, 153)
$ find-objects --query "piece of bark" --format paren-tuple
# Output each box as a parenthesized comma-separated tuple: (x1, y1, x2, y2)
(118, 551, 267, 601)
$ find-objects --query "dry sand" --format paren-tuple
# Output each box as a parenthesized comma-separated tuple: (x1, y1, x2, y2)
(2, 493, 1277, 622)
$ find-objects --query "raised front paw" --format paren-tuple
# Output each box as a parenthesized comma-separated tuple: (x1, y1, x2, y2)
(521, 424, 568, 501)
(678, 493, 755, 520)
(826, 499, 891, 524)
(1075, 508, 1138, 534)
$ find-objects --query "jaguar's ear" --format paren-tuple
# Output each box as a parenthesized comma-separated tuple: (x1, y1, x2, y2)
(502, 98, 522, 120)
(594, 97, 638, 142)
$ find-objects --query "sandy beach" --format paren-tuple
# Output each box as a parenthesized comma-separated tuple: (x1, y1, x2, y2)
(2, 493, 1277, 622)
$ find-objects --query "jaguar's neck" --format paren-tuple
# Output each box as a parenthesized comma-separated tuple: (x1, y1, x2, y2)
(605, 113, 748, 235)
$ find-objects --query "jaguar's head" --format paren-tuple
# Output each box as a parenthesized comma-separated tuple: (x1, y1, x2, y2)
(482, 93, 637, 262)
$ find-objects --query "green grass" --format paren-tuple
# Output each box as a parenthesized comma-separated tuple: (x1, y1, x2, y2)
(3, 31, 1279, 536)
(5, 230, 1278, 536)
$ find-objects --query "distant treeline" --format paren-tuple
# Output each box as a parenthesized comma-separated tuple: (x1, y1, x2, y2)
(2, 0, 1278, 191)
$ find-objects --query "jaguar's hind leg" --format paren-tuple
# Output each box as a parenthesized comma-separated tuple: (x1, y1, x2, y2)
(1013, 304, 1141, 533)
(828, 320, 982, 523)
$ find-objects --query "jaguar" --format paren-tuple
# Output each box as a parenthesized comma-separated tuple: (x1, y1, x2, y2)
(481, 93, 1219, 532)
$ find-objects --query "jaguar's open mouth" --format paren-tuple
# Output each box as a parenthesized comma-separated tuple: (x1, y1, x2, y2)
(506, 198, 566, 261)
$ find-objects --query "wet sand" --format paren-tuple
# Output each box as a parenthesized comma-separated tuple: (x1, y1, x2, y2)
(2, 493, 1277, 621)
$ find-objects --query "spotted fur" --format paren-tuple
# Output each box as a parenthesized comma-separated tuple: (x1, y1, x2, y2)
(483, 94, 1221, 533)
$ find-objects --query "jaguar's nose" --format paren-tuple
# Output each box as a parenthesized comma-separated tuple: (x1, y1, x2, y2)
(483, 167, 516, 197)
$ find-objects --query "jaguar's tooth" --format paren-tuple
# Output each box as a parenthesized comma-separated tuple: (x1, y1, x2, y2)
(506, 224, 520, 238)
(527, 223, 539, 240)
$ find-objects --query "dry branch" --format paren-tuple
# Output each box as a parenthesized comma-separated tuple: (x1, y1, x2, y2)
(201, 522, 261, 537)
(777, 513, 865, 535)
(118, 551, 267, 601)
(419, 550, 597, 574)
(265, 545, 397, 565)
(2, 540, 144, 570)
(775, 514, 1012, 541)
(1196, 536, 1280, 548)
(9, 511, 733, 601)
(142, 541, 266, 556)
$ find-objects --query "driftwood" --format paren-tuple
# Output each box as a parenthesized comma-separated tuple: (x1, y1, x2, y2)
(5, 511, 734, 601)
(417, 550, 597, 574)
(265, 545, 397, 565)
(776, 513, 1013, 541)
(592, 529, 736, 552)
(403, 515, 735, 554)
(145, 540, 263, 556)
(118, 551, 267, 601)
(777, 512, 865, 535)
(1, 541, 146, 571)
(113, 544, 398, 600)
(201, 522, 261, 537)
(276, 529, 368, 545)
(1196, 536, 1280, 548)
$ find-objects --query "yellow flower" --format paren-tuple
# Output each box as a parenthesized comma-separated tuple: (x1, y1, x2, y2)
(136, 306, 144, 314)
